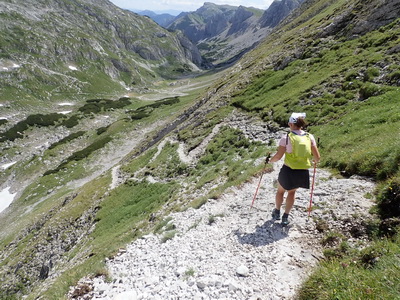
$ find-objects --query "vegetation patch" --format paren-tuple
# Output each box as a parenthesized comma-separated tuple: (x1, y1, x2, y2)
(78, 98, 131, 115)
(376, 177, 400, 219)
(297, 234, 400, 300)
(48, 131, 86, 149)
(59, 115, 80, 128)
(0, 113, 66, 142)
(127, 96, 180, 120)
(43, 136, 112, 176)
(96, 126, 110, 135)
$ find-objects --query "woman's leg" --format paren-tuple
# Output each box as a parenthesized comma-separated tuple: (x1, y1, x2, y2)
(284, 188, 298, 214)
(275, 183, 286, 210)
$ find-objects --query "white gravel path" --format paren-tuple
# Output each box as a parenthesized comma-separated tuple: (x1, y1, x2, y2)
(70, 161, 375, 300)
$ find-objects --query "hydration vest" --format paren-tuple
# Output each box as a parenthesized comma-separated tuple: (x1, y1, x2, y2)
(284, 132, 312, 169)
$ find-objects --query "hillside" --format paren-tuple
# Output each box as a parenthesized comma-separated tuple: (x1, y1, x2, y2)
(0, 0, 400, 299)
(0, 0, 202, 105)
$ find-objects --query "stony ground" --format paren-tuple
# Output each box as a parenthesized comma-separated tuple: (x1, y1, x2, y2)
(70, 160, 375, 300)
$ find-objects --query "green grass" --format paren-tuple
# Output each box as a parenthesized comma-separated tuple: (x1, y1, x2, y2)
(92, 180, 178, 248)
(229, 17, 400, 180)
(298, 234, 400, 300)
(313, 90, 400, 180)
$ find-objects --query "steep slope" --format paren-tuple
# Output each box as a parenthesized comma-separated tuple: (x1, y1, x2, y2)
(168, 2, 267, 65)
(0, 0, 399, 299)
(0, 0, 202, 103)
(226, 0, 400, 179)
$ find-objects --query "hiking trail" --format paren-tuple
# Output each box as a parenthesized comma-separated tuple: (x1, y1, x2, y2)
(71, 158, 375, 299)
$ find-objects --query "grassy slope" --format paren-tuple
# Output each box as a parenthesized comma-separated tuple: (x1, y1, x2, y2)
(230, 0, 400, 180)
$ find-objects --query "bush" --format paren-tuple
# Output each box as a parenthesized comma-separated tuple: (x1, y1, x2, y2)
(96, 126, 109, 135)
(359, 82, 383, 100)
(387, 70, 400, 84)
(43, 136, 112, 176)
(130, 111, 150, 120)
(376, 177, 400, 219)
(0, 113, 66, 142)
(79, 98, 131, 114)
(364, 67, 379, 82)
(48, 131, 85, 149)
(60, 115, 80, 128)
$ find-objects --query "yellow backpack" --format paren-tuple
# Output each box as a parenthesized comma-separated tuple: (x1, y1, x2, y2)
(284, 132, 312, 169)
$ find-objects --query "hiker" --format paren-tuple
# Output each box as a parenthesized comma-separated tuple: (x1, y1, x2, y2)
(268, 112, 320, 225)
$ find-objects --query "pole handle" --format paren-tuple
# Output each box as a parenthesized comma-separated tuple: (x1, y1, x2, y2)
(265, 152, 271, 164)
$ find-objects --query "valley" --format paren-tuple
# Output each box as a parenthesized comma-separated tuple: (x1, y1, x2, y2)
(0, 72, 221, 214)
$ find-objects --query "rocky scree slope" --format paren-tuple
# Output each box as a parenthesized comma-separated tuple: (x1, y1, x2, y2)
(0, 0, 202, 102)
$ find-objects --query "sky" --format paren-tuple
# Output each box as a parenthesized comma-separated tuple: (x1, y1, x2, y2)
(109, 0, 275, 14)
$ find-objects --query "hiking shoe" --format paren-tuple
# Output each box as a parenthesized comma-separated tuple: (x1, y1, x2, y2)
(281, 213, 290, 226)
(271, 208, 280, 220)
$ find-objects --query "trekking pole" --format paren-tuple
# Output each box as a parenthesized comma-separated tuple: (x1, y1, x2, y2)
(308, 161, 317, 218)
(250, 152, 271, 209)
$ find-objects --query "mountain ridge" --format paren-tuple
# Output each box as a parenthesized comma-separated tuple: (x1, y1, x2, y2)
(167, 0, 305, 65)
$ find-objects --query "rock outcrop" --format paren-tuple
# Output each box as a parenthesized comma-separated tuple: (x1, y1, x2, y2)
(260, 0, 305, 28)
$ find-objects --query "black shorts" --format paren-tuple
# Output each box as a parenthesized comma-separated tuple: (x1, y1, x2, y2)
(278, 164, 310, 190)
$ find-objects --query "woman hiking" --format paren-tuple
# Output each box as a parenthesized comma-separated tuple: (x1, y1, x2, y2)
(268, 112, 320, 225)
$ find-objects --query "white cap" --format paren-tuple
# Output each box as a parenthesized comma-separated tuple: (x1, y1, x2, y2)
(289, 112, 306, 123)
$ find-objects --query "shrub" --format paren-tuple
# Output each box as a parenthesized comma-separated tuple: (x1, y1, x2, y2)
(130, 111, 150, 120)
(364, 67, 379, 82)
(43, 136, 112, 176)
(359, 82, 383, 100)
(376, 177, 400, 219)
(387, 70, 400, 84)
(96, 126, 109, 135)
(25, 113, 65, 127)
(0, 113, 66, 142)
(48, 131, 85, 149)
(60, 115, 80, 128)
(345, 70, 358, 81)
(79, 98, 131, 114)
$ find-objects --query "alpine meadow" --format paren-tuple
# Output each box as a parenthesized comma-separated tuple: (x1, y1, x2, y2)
(0, 0, 399, 299)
